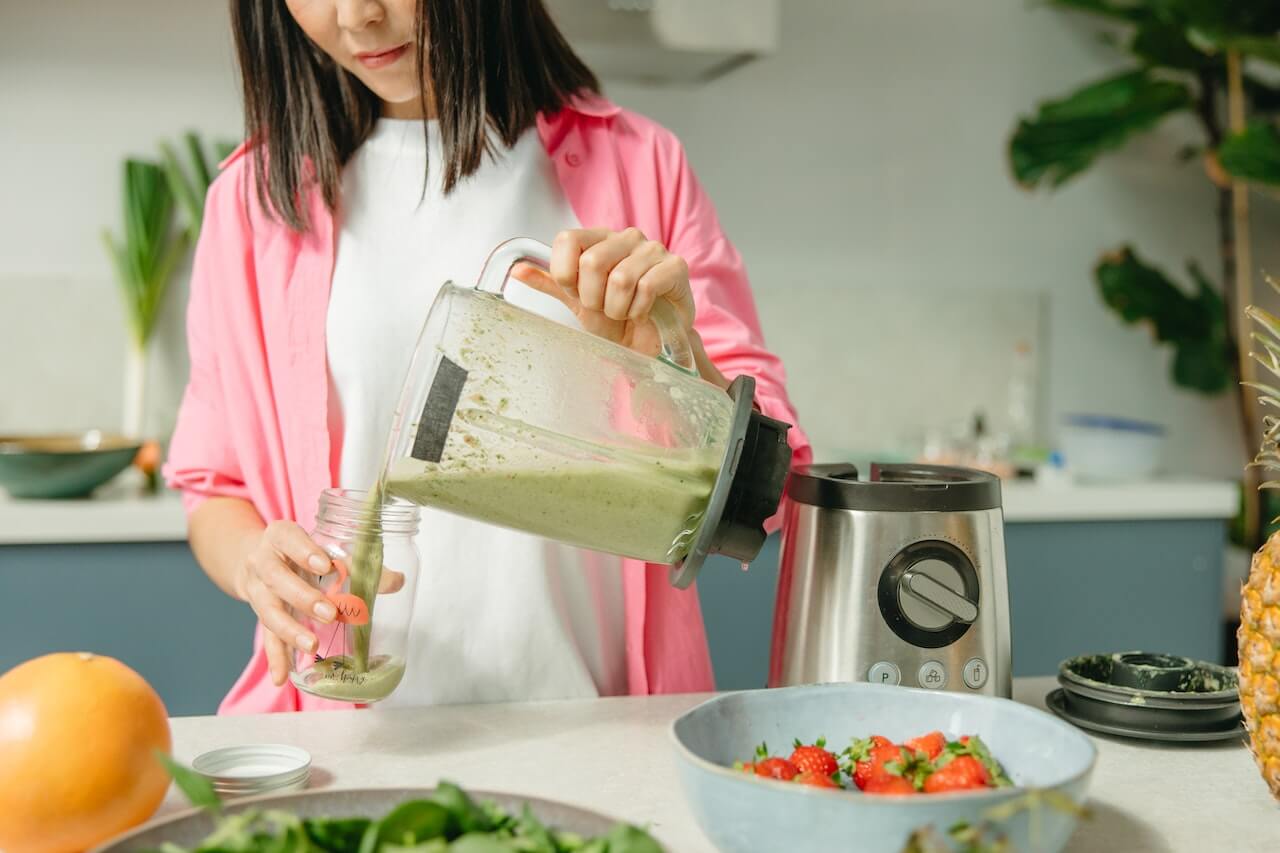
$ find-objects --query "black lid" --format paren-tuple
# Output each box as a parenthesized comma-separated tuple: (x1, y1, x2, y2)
(708, 406, 792, 561)
(669, 376, 793, 588)
(786, 463, 1001, 512)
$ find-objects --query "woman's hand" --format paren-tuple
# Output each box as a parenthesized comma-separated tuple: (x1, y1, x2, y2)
(237, 520, 404, 686)
(511, 228, 728, 388)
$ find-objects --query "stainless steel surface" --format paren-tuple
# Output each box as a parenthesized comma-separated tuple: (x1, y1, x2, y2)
(901, 561, 977, 625)
(770, 499, 1012, 698)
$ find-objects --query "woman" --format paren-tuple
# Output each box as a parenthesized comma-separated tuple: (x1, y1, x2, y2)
(164, 0, 811, 714)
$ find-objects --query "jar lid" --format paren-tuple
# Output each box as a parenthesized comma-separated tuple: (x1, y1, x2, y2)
(192, 744, 311, 797)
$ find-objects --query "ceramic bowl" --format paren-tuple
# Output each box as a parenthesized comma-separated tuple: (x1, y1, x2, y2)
(0, 431, 141, 499)
(1058, 414, 1165, 482)
(671, 683, 1096, 853)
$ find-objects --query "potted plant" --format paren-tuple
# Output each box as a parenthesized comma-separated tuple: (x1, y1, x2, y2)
(102, 133, 234, 490)
(1006, 0, 1280, 545)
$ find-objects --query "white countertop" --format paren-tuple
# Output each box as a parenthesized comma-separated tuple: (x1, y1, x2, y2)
(0, 488, 188, 545)
(0, 479, 1238, 545)
(998, 478, 1238, 523)
(153, 677, 1276, 852)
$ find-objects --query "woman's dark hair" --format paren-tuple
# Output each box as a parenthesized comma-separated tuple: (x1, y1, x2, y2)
(231, 0, 599, 230)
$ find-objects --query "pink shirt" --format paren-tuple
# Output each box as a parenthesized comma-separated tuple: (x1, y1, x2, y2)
(163, 93, 812, 714)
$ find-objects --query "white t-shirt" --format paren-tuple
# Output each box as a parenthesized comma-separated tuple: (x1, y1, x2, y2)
(325, 119, 627, 706)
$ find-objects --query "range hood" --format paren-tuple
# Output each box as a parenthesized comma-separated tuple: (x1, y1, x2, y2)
(544, 0, 779, 85)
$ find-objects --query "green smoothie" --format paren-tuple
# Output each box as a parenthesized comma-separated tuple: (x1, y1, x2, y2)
(386, 451, 719, 563)
(291, 654, 405, 703)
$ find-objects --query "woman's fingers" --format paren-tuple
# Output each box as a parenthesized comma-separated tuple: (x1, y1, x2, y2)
(378, 568, 405, 594)
(263, 520, 333, 576)
(264, 630, 290, 687)
(260, 557, 338, 622)
(630, 255, 692, 323)
(247, 577, 317, 656)
(549, 228, 611, 296)
(604, 240, 667, 321)
(510, 262, 562, 301)
(567, 228, 645, 311)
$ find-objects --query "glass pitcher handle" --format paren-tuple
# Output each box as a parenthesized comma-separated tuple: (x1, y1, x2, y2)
(475, 237, 698, 375)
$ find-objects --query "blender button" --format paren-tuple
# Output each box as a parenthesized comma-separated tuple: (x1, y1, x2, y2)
(917, 661, 947, 689)
(963, 658, 989, 689)
(866, 661, 901, 686)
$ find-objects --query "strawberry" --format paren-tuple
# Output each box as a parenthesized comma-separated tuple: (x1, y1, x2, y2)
(862, 775, 917, 795)
(903, 730, 946, 760)
(747, 741, 798, 781)
(788, 738, 840, 778)
(732, 760, 755, 774)
(755, 757, 799, 781)
(794, 771, 842, 789)
(923, 754, 989, 793)
(952, 735, 1013, 787)
(846, 736, 903, 790)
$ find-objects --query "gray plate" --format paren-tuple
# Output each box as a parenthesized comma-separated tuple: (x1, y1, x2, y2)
(1058, 683, 1240, 732)
(94, 787, 625, 852)
(1046, 689, 1246, 744)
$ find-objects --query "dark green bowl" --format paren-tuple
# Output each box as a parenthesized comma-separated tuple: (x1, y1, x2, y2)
(0, 432, 142, 499)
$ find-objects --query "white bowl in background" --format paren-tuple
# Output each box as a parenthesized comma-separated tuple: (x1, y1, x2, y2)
(1058, 414, 1166, 482)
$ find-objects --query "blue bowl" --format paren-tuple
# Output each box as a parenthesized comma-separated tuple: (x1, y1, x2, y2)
(0, 432, 142, 499)
(671, 683, 1095, 853)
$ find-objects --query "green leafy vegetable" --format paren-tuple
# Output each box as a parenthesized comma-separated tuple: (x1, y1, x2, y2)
(359, 801, 451, 852)
(146, 776, 661, 853)
(155, 752, 221, 814)
(429, 781, 494, 836)
(307, 818, 374, 852)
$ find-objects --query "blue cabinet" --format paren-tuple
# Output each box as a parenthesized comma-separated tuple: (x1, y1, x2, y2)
(697, 520, 1226, 690)
(1, 543, 256, 716)
(0, 516, 1226, 711)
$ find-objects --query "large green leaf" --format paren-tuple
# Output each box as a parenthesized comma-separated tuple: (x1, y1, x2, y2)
(1175, 1, 1280, 38)
(1095, 247, 1231, 394)
(1009, 70, 1194, 188)
(1131, 18, 1215, 68)
(1199, 32, 1280, 65)
(1219, 120, 1280, 186)
(1245, 75, 1280, 112)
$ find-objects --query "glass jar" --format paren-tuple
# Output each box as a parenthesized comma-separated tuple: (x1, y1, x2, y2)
(288, 488, 420, 703)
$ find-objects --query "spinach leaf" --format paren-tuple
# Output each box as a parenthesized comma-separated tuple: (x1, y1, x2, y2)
(155, 752, 222, 814)
(305, 817, 373, 852)
(447, 835, 518, 853)
(430, 783, 494, 835)
(359, 801, 451, 853)
(601, 825, 664, 853)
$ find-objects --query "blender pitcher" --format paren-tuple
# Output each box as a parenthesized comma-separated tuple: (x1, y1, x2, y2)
(379, 238, 793, 587)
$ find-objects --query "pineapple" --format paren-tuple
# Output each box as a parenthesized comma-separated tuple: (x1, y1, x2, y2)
(1241, 284, 1280, 799)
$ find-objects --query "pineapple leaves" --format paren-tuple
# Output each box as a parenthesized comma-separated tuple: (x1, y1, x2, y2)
(1095, 247, 1231, 394)
(1008, 69, 1194, 189)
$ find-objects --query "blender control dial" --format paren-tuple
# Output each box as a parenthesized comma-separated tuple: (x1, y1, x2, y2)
(877, 540, 980, 649)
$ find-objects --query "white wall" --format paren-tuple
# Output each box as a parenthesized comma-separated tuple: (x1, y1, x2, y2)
(605, 2, 1280, 476)
(2, 0, 1274, 477)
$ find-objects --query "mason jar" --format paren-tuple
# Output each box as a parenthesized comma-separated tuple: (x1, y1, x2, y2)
(289, 488, 420, 703)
